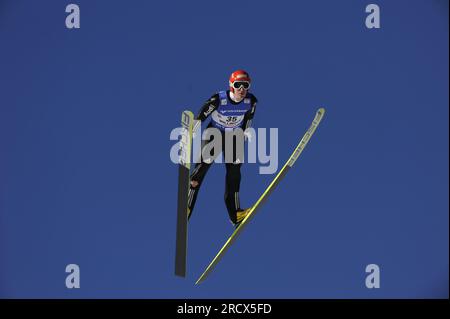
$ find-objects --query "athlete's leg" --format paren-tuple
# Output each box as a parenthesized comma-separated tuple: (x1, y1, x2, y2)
(224, 162, 243, 223)
(222, 129, 249, 225)
(188, 129, 221, 219)
(187, 161, 212, 219)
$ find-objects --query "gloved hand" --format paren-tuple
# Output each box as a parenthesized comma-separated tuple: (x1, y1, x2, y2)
(192, 120, 201, 139)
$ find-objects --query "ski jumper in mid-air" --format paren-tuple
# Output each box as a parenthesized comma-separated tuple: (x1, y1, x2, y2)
(187, 70, 257, 228)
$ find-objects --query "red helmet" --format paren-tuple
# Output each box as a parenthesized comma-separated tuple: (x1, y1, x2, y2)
(229, 70, 251, 93)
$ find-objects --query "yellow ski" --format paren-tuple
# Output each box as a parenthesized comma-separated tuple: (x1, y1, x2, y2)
(195, 108, 326, 284)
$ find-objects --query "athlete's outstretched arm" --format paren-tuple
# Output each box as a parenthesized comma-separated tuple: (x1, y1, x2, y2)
(195, 94, 220, 121)
(192, 94, 220, 133)
(242, 95, 258, 131)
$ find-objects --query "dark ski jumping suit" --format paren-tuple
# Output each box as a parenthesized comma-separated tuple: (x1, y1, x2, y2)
(187, 90, 257, 224)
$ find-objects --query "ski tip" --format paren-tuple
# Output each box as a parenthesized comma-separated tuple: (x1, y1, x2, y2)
(195, 278, 203, 285)
(182, 110, 194, 118)
(195, 272, 209, 285)
(317, 107, 326, 114)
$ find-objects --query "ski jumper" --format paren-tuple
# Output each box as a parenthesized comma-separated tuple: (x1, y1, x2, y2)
(188, 90, 257, 224)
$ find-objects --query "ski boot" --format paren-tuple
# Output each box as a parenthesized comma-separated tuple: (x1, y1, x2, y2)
(233, 208, 251, 229)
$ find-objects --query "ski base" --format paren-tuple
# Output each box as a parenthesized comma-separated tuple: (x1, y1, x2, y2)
(175, 110, 194, 277)
(195, 108, 325, 284)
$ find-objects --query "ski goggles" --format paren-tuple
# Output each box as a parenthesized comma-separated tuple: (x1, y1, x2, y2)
(232, 81, 251, 90)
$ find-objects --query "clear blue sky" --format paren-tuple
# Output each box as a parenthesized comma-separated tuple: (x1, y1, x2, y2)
(0, 0, 448, 298)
